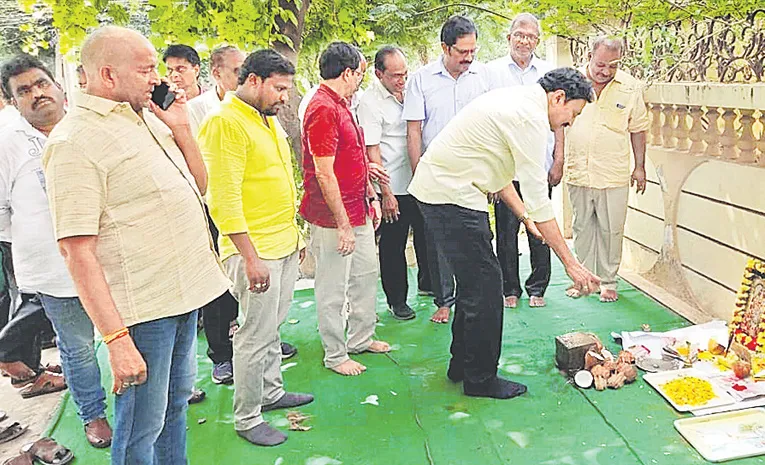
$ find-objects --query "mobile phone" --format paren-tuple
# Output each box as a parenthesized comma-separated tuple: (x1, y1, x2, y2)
(151, 82, 176, 111)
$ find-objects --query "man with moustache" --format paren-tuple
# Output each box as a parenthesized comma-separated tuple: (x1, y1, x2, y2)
(357, 46, 429, 320)
(487, 13, 561, 309)
(163, 44, 204, 101)
(404, 15, 496, 324)
(565, 37, 649, 304)
(301, 42, 391, 377)
(0, 54, 112, 445)
(44, 26, 230, 464)
(197, 49, 314, 447)
(188, 45, 245, 135)
(185, 44, 246, 387)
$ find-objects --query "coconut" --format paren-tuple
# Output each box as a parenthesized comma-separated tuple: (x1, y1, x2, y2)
(574, 370, 594, 389)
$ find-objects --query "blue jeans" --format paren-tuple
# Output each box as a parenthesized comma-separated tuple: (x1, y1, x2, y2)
(39, 294, 106, 425)
(111, 311, 198, 465)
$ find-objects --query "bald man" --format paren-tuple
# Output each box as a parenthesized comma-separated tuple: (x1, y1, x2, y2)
(43, 26, 231, 465)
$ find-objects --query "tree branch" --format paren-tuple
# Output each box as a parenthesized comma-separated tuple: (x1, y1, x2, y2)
(411, 3, 512, 21)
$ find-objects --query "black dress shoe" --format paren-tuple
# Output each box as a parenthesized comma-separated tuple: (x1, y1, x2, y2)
(464, 377, 527, 399)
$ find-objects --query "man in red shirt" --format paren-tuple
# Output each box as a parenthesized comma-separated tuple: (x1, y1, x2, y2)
(301, 42, 391, 376)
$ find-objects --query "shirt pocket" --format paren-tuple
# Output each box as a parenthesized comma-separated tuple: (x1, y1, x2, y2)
(602, 91, 631, 134)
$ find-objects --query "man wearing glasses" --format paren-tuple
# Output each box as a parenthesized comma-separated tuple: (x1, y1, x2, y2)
(403, 15, 496, 324)
(163, 44, 203, 101)
(487, 13, 562, 310)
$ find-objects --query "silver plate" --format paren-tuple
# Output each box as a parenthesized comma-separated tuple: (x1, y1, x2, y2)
(636, 357, 682, 372)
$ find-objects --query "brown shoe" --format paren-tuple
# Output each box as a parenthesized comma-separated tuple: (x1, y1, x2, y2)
(85, 418, 112, 449)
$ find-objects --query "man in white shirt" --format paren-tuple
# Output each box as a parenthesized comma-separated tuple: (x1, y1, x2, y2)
(409, 68, 600, 399)
(186, 45, 246, 387)
(0, 54, 111, 446)
(487, 13, 562, 309)
(357, 46, 428, 321)
(0, 98, 20, 129)
(187, 45, 245, 136)
(404, 15, 496, 324)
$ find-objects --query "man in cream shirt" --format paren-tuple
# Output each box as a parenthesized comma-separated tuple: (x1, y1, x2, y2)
(409, 68, 600, 400)
(564, 37, 650, 303)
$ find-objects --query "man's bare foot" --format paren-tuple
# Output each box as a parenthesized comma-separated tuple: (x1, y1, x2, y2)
(600, 289, 618, 303)
(366, 340, 391, 353)
(330, 359, 367, 376)
(430, 306, 450, 324)
(565, 286, 581, 298)
(504, 296, 518, 308)
(529, 296, 546, 307)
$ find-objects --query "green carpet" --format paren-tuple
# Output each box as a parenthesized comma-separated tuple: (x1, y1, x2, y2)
(46, 258, 765, 464)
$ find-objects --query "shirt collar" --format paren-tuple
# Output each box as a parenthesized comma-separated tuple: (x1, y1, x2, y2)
(10, 112, 48, 140)
(580, 66, 626, 88)
(373, 80, 402, 103)
(434, 56, 479, 77)
(318, 83, 348, 105)
(507, 54, 542, 73)
(75, 91, 136, 116)
(225, 93, 272, 127)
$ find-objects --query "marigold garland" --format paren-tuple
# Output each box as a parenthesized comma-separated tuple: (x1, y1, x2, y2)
(730, 259, 765, 352)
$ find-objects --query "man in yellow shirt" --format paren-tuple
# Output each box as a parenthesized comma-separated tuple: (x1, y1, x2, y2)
(197, 49, 313, 447)
(565, 37, 650, 303)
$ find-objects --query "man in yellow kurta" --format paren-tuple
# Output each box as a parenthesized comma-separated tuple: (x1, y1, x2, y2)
(565, 37, 650, 303)
(197, 49, 313, 447)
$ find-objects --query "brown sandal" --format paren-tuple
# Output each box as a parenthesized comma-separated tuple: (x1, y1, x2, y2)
(2, 453, 33, 465)
(21, 438, 74, 465)
(84, 418, 112, 448)
(19, 372, 67, 399)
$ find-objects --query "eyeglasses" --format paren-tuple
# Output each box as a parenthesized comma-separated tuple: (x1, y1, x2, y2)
(511, 32, 539, 43)
(449, 45, 480, 57)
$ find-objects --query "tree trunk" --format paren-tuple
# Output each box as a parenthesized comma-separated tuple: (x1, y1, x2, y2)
(274, 0, 310, 165)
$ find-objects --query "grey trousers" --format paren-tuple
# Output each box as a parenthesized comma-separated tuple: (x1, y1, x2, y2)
(225, 250, 299, 431)
(568, 185, 630, 291)
(310, 220, 377, 368)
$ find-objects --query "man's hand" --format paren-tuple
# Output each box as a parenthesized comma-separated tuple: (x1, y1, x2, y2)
(299, 247, 306, 264)
(245, 255, 270, 293)
(337, 224, 356, 256)
(109, 336, 148, 395)
(548, 160, 564, 187)
(631, 167, 647, 194)
(371, 200, 382, 231)
(524, 219, 544, 241)
(565, 262, 601, 296)
(368, 163, 390, 186)
(381, 193, 399, 223)
(148, 82, 190, 131)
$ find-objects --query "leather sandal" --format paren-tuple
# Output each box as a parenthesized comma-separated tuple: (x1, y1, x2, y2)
(21, 438, 74, 465)
(84, 418, 112, 448)
(2, 452, 33, 465)
(19, 372, 67, 399)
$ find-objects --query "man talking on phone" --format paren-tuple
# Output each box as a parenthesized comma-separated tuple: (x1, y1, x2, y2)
(43, 26, 230, 465)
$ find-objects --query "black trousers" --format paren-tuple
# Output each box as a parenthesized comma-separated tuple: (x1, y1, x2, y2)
(378, 195, 431, 307)
(0, 293, 47, 369)
(0, 242, 15, 331)
(418, 201, 503, 386)
(495, 181, 553, 298)
(202, 207, 237, 364)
